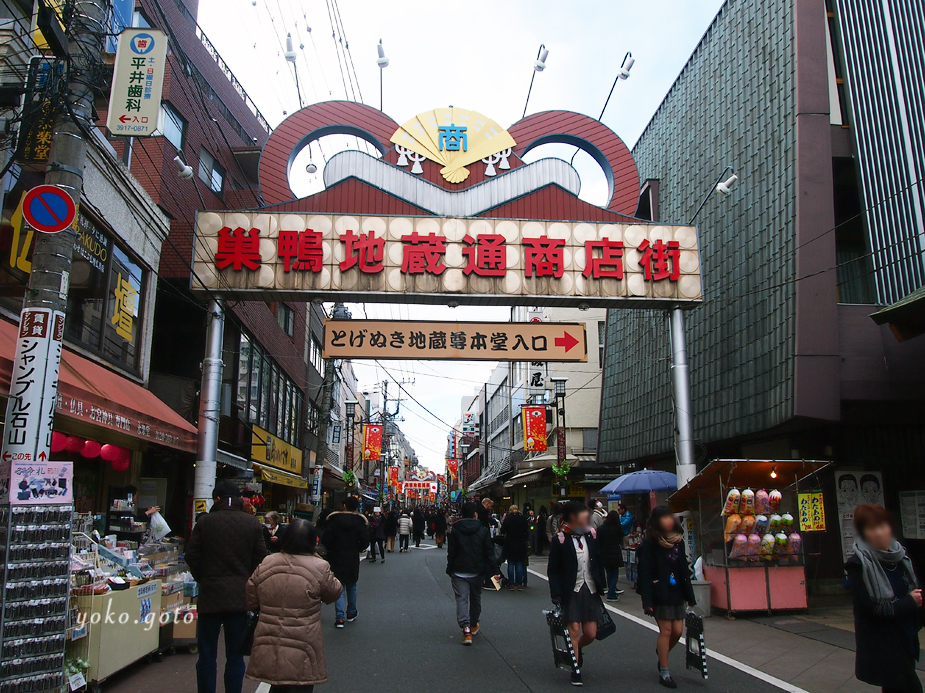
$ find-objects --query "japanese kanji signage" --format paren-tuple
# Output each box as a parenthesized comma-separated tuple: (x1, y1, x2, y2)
(363, 424, 383, 462)
(322, 320, 587, 362)
(193, 213, 702, 309)
(388, 466, 400, 487)
(523, 405, 548, 452)
(10, 461, 72, 505)
(447, 459, 459, 480)
(107, 29, 167, 137)
(798, 492, 826, 532)
(251, 423, 303, 476)
(1, 308, 65, 502)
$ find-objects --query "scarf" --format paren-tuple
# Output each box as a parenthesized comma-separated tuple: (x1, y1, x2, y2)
(853, 537, 918, 616)
(657, 531, 683, 551)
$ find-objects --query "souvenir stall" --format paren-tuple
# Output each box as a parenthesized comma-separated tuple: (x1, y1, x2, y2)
(669, 459, 830, 617)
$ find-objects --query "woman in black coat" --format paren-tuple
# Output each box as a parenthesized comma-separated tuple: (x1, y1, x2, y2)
(384, 509, 399, 553)
(596, 510, 625, 601)
(637, 506, 696, 689)
(500, 505, 530, 589)
(847, 504, 923, 693)
(547, 501, 606, 687)
(434, 510, 448, 548)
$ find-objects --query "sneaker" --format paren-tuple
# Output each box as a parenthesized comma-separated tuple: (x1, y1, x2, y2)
(606, 595, 620, 602)
(570, 671, 583, 686)
(615, 588, 625, 595)
(659, 675, 677, 689)
(381, 559, 385, 563)
(462, 627, 473, 646)
(346, 613, 357, 623)
(335, 619, 345, 629)
(518, 585, 525, 591)
(507, 585, 516, 591)
(470, 623, 480, 636)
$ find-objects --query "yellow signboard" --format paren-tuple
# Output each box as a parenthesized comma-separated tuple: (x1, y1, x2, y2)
(798, 492, 826, 532)
(259, 466, 309, 490)
(251, 424, 303, 476)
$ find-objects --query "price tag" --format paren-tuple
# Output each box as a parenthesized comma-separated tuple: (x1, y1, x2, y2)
(69, 673, 86, 691)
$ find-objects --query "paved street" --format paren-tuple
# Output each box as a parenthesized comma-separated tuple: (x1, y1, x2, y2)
(101, 539, 925, 693)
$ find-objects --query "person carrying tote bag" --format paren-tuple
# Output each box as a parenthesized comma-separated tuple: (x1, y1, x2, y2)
(246, 519, 342, 693)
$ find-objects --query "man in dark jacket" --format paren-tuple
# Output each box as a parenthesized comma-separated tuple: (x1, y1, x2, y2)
(447, 502, 494, 645)
(321, 495, 369, 628)
(412, 507, 426, 547)
(186, 481, 267, 693)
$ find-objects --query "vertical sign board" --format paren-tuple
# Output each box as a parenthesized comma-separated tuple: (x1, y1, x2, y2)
(798, 493, 827, 532)
(1, 309, 65, 502)
(107, 29, 168, 137)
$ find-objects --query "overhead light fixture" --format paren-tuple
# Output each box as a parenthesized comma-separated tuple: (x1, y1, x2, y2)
(173, 155, 193, 180)
(377, 39, 389, 68)
(716, 173, 739, 196)
(534, 44, 549, 72)
(306, 161, 317, 174)
(284, 33, 298, 64)
(770, 465, 778, 479)
(617, 51, 635, 80)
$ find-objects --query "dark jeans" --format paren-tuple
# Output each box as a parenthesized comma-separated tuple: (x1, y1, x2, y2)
(371, 538, 385, 560)
(196, 612, 248, 693)
(606, 566, 620, 598)
(270, 687, 314, 693)
(399, 534, 410, 551)
(508, 561, 525, 587)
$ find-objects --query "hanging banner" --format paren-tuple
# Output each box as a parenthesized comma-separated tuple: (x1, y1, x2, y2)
(363, 424, 383, 462)
(798, 492, 827, 532)
(447, 458, 459, 480)
(397, 481, 403, 494)
(523, 405, 548, 452)
(388, 465, 399, 487)
(437, 474, 446, 485)
(107, 29, 168, 137)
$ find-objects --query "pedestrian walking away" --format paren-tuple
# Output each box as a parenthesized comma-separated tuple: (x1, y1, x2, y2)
(412, 507, 426, 547)
(385, 507, 399, 553)
(246, 519, 342, 693)
(637, 506, 696, 689)
(546, 503, 562, 545)
(397, 509, 413, 552)
(185, 481, 268, 693)
(320, 496, 369, 628)
(447, 502, 495, 646)
(500, 504, 529, 590)
(434, 508, 448, 548)
(589, 501, 606, 530)
(369, 507, 386, 563)
(547, 500, 606, 687)
(597, 510, 625, 601)
(847, 504, 924, 693)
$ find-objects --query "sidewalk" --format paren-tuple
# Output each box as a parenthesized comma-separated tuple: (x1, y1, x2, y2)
(528, 553, 922, 692)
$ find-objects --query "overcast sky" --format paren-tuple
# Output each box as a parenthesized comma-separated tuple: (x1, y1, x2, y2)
(197, 0, 726, 470)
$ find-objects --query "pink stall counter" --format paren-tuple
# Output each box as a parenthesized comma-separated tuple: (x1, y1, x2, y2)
(704, 563, 808, 615)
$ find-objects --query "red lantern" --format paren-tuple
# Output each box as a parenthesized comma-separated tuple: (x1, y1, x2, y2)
(64, 436, 85, 453)
(51, 432, 67, 453)
(118, 447, 131, 464)
(111, 456, 130, 473)
(100, 444, 119, 462)
(81, 440, 101, 458)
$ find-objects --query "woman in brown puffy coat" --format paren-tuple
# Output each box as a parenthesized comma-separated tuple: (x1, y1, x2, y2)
(246, 519, 342, 693)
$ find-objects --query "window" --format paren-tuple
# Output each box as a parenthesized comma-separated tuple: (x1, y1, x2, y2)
(598, 321, 606, 368)
(198, 148, 224, 193)
(277, 303, 294, 337)
(309, 337, 324, 375)
(237, 331, 302, 447)
(158, 103, 186, 151)
(132, 10, 151, 28)
(583, 428, 599, 453)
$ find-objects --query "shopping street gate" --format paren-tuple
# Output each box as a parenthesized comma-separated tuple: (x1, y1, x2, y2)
(190, 212, 702, 309)
(323, 320, 588, 362)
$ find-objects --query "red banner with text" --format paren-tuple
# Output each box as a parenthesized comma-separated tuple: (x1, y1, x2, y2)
(362, 424, 383, 462)
(523, 405, 548, 452)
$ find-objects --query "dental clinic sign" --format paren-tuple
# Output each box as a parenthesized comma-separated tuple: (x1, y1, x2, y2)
(107, 29, 167, 137)
(192, 212, 702, 308)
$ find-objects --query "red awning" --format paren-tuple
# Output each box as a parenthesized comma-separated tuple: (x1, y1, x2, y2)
(0, 318, 197, 453)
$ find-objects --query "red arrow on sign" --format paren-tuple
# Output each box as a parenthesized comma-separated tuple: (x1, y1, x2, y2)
(554, 331, 579, 352)
(119, 115, 131, 123)
(2, 451, 10, 462)
(38, 451, 47, 461)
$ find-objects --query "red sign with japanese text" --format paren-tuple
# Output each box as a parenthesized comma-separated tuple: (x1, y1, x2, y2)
(362, 424, 383, 462)
(447, 458, 459, 480)
(523, 405, 548, 452)
(388, 465, 399, 487)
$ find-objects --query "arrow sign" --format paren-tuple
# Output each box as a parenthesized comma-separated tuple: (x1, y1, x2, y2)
(555, 331, 579, 352)
(119, 115, 131, 123)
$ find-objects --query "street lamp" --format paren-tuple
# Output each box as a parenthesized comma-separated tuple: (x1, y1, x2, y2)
(376, 39, 389, 112)
(460, 442, 470, 492)
(345, 398, 358, 486)
(523, 43, 550, 118)
(550, 377, 569, 494)
(571, 51, 634, 166)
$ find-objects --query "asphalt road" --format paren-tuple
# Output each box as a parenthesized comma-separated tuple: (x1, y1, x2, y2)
(318, 540, 792, 692)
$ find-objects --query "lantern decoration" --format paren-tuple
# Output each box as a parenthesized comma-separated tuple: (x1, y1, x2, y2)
(118, 447, 131, 465)
(80, 440, 102, 458)
(50, 432, 67, 453)
(100, 444, 120, 462)
(111, 454, 130, 472)
(64, 436, 85, 453)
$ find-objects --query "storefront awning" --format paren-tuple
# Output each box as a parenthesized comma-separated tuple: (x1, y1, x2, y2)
(503, 469, 549, 488)
(218, 449, 251, 471)
(254, 463, 309, 489)
(0, 319, 197, 453)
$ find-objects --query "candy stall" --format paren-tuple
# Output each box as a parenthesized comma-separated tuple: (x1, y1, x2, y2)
(670, 459, 830, 617)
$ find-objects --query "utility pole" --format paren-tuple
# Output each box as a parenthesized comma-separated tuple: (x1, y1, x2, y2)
(193, 299, 224, 512)
(312, 303, 348, 509)
(1, 0, 109, 488)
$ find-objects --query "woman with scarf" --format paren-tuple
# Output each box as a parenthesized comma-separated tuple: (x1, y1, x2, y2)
(547, 500, 606, 687)
(637, 506, 696, 689)
(847, 504, 923, 692)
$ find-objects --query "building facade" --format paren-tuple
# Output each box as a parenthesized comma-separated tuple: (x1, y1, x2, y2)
(598, 0, 925, 585)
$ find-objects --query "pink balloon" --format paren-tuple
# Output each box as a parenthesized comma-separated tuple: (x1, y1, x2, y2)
(64, 436, 85, 453)
(100, 444, 119, 462)
(51, 432, 67, 453)
(111, 456, 130, 473)
(80, 440, 101, 458)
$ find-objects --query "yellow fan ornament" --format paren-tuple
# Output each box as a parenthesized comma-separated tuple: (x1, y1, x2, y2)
(390, 107, 517, 184)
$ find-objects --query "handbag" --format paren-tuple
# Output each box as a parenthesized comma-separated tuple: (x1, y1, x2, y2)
(595, 599, 616, 640)
(240, 610, 259, 656)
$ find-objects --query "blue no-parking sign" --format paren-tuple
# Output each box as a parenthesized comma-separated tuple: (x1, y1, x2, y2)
(21, 185, 76, 234)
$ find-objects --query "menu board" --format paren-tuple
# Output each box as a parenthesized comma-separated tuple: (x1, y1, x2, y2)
(899, 491, 925, 540)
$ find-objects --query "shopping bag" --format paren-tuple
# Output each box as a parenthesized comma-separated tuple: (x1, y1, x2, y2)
(148, 511, 171, 541)
(684, 610, 708, 679)
(240, 610, 259, 656)
(595, 600, 616, 640)
(544, 607, 580, 673)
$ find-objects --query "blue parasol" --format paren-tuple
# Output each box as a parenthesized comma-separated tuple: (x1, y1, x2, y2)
(599, 469, 678, 495)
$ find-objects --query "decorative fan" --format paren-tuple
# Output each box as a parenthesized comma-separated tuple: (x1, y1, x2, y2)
(390, 107, 516, 183)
